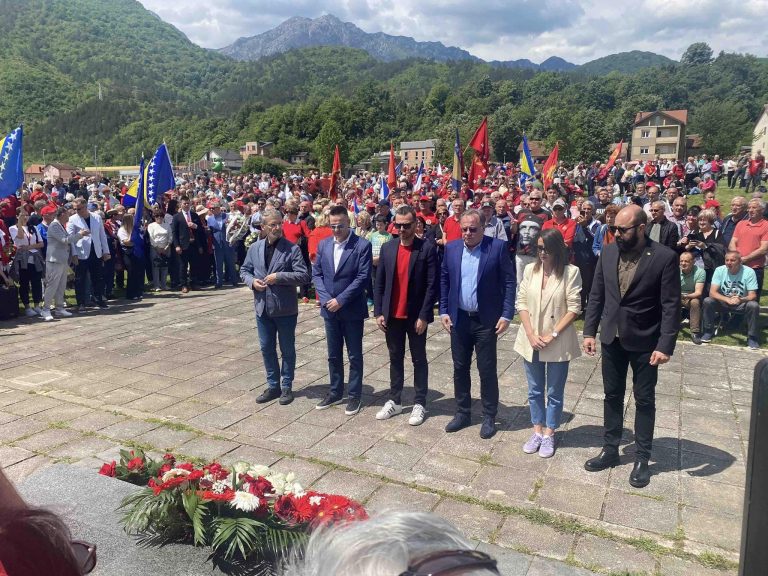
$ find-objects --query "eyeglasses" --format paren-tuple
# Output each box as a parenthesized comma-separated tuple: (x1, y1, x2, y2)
(461, 226, 478, 233)
(608, 224, 640, 235)
(329, 224, 348, 231)
(393, 222, 414, 229)
(537, 244, 548, 254)
(399, 550, 499, 576)
(71, 540, 97, 574)
(529, 197, 542, 201)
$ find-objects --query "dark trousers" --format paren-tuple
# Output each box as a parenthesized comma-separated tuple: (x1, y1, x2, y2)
(451, 310, 499, 418)
(702, 298, 760, 338)
(75, 249, 104, 305)
(178, 246, 196, 288)
(386, 317, 428, 406)
(168, 249, 180, 288)
(576, 260, 596, 312)
(754, 267, 764, 299)
(256, 313, 297, 390)
(18, 265, 43, 307)
(601, 338, 658, 461)
(324, 317, 364, 400)
(103, 254, 115, 297)
(124, 253, 144, 299)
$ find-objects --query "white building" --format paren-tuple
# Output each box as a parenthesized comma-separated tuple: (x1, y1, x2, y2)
(753, 104, 768, 157)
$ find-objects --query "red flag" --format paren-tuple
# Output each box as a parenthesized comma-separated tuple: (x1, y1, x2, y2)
(387, 143, 397, 189)
(468, 155, 488, 190)
(468, 117, 489, 162)
(542, 143, 559, 189)
(598, 140, 623, 181)
(329, 145, 341, 201)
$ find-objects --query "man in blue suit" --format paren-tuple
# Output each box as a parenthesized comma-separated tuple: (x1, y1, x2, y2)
(240, 209, 311, 407)
(440, 209, 516, 439)
(312, 205, 372, 415)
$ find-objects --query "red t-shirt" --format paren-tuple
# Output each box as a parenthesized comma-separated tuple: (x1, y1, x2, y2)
(733, 218, 768, 268)
(543, 217, 577, 248)
(444, 216, 463, 241)
(282, 219, 309, 244)
(391, 243, 413, 319)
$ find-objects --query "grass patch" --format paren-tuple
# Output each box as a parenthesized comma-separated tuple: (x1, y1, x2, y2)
(528, 477, 544, 502)
(698, 551, 739, 571)
(47, 421, 69, 429)
(144, 417, 199, 434)
(476, 452, 497, 466)
(626, 490, 665, 502)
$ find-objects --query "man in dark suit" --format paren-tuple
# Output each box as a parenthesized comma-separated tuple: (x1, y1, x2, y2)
(440, 209, 516, 439)
(583, 204, 680, 488)
(240, 209, 310, 406)
(171, 196, 205, 293)
(312, 205, 372, 416)
(373, 205, 438, 426)
(645, 200, 680, 252)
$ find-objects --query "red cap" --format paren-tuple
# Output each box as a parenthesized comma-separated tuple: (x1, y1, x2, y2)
(420, 195, 431, 201)
(704, 200, 720, 209)
(40, 205, 56, 216)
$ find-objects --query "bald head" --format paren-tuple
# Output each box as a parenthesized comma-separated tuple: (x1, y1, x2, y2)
(615, 204, 646, 228)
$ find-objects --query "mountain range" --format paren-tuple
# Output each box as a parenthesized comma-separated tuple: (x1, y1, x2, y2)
(219, 14, 675, 73)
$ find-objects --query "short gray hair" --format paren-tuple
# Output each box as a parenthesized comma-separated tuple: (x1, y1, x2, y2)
(262, 208, 282, 224)
(279, 511, 497, 576)
(749, 198, 766, 210)
(460, 208, 486, 227)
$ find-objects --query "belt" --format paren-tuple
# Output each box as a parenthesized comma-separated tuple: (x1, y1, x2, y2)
(459, 309, 479, 318)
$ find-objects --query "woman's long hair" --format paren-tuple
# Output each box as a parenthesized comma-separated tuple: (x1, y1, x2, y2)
(533, 228, 568, 278)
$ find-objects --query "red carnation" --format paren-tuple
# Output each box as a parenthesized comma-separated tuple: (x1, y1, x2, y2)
(163, 453, 175, 461)
(126, 457, 144, 471)
(311, 495, 368, 528)
(249, 476, 274, 497)
(199, 490, 235, 502)
(176, 462, 195, 471)
(98, 461, 116, 477)
(158, 462, 173, 477)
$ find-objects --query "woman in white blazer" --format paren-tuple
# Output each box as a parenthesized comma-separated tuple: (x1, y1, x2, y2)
(513, 228, 582, 458)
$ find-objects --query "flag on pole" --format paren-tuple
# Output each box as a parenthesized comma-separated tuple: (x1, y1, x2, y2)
(395, 160, 403, 179)
(353, 196, 361, 215)
(145, 143, 175, 207)
(329, 145, 341, 201)
(413, 160, 425, 193)
(122, 174, 139, 207)
(598, 140, 623, 182)
(468, 117, 489, 162)
(130, 157, 146, 259)
(519, 133, 536, 188)
(387, 143, 397, 189)
(380, 175, 390, 200)
(452, 128, 464, 192)
(0, 125, 23, 200)
(542, 143, 559, 189)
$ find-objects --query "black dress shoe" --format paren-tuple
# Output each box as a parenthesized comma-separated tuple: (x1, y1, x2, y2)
(255, 388, 281, 404)
(629, 459, 650, 488)
(278, 389, 294, 405)
(445, 414, 471, 433)
(584, 448, 620, 472)
(479, 416, 497, 439)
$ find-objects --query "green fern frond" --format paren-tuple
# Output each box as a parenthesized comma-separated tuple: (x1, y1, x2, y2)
(182, 491, 209, 547)
(210, 517, 263, 560)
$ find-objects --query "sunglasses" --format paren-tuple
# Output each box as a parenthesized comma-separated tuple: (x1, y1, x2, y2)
(393, 222, 413, 229)
(399, 550, 499, 576)
(329, 224, 348, 231)
(608, 224, 640, 234)
(529, 197, 542, 201)
(537, 244, 548, 254)
(71, 540, 97, 574)
(461, 227, 479, 233)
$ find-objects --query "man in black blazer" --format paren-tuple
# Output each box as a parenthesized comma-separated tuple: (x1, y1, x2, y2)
(645, 201, 680, 253)
(373, 205, 438, 426)
(171, 196, 205, 293)
(582, 205, 680, 488)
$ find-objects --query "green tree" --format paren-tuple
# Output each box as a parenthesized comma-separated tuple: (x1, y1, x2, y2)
(689, 100, 751, 156)
(314, 119, 346, 172)
(681, 43, 713, 65)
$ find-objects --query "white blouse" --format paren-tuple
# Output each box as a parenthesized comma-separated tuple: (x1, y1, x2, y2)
(147, 222, 171, 249)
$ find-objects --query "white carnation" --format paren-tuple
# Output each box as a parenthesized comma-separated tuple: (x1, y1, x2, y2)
(309, 495, 324, 506)
(232, 461, 250, 476)
(231, 491, 261, 512)
(248, 465, 270, 477)
(161, 468, 191, 483)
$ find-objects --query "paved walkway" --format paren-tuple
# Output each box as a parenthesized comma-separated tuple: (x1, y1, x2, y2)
(0, 288, 759, 575)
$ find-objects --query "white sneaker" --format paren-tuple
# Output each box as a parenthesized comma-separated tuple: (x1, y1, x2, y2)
(375, 400, 403, 420)
(24, 308, 38, 317)
(54, 308, 72, 317)
(40, 310, 54, 322)
(408, 404, 426, 426)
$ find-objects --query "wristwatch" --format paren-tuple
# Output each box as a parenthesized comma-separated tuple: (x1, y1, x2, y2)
(552, 331, 559, 339)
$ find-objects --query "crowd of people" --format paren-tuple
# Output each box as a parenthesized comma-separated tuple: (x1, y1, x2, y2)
(0, 149, 766, 491)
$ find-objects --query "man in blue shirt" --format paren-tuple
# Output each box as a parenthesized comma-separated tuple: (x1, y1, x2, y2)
(206, 201, 237, 288)
(701, 251, 760, 349)
(440, 209, 516, 439)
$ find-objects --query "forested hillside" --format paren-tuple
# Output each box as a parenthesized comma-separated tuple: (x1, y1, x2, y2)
(0, 0, 766, 169)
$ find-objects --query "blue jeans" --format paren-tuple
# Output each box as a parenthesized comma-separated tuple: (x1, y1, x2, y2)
(523, 351, 570, 430)
(324, 317, 364, 400)
(256, 313, 298, 390)
(213, 244, 236, 286)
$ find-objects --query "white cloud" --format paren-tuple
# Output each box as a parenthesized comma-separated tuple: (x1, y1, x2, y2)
(138, 0, 768, 64)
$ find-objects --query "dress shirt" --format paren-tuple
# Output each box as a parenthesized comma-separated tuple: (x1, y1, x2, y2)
(333, 232, 351, 273)
(265, 238, 278, 269)
(459, 242, 481, 312)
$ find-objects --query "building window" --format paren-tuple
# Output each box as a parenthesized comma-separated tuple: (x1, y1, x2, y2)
(640, 147, 649, 155)
(421, 150, 425, 158)
(641, 130, 650, 138)
(403, 151, 408, 160)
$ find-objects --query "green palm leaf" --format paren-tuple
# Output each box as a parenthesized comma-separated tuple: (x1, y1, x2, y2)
(182, 492, 209, 547)
(210, 517, 263, 560)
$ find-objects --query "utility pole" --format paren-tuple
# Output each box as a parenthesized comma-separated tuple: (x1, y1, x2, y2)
(94, 145, 97, 169)
(42, 149, 46, 165)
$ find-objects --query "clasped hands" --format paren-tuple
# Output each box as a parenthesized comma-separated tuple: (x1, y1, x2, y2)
(251, 273, 279, 292)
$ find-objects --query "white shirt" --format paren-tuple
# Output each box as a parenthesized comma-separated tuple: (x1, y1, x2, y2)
(10, 225, 40, 264)
(147, 221, 171, 249)
(333, 233, 351, 273)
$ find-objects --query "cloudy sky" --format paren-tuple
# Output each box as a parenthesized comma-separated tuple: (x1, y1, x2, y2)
(138, 0, 768, 64)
